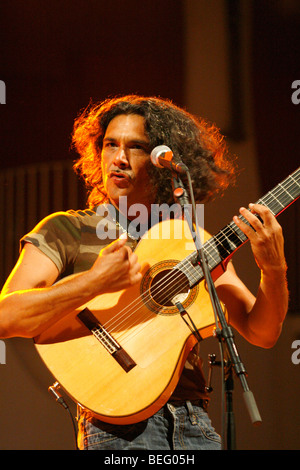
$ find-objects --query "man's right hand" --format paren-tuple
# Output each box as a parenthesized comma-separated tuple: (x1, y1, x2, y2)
(90, 235, 142, 294)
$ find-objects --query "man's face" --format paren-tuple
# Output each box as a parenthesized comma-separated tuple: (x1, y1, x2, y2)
(101, 114, 155, 217)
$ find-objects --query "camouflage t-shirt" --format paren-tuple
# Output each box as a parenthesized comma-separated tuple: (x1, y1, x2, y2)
(21, 205, 209, 402)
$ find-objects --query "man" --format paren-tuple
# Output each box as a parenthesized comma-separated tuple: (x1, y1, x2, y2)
(0, 95, 288, 450)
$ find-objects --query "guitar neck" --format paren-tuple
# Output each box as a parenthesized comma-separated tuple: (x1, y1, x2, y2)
(179, 167, 300, 286)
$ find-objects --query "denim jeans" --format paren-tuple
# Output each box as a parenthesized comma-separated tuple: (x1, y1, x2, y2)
(77, 401, 221, 450)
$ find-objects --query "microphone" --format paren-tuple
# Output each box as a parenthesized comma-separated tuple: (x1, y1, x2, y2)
(150, 145, 188, 174)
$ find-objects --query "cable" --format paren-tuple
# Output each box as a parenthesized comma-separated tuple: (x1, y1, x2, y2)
(48, 382, 79, 450)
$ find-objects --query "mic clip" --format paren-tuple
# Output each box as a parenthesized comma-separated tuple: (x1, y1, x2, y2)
(172, 174, 190, 206)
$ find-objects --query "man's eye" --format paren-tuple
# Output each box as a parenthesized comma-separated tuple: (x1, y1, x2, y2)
(131, 144, 149, 153)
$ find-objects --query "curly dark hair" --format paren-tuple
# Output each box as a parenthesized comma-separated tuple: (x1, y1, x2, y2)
(72, 94, 237, 208)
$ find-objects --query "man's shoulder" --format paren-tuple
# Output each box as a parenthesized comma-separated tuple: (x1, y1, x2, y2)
(37, 204, 119, 243)
(65, 207, 98, 224)
(42, 207, 101, 228)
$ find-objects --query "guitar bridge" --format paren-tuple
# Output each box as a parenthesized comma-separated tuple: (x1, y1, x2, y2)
(77, 308, 136, 373)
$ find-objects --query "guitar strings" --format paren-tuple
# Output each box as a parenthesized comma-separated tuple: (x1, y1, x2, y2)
(103, 173, 300, 346)
(97, 172, 300, 344)
(99, 173, 300, 342)
(204, 173, 300, 259)
(99, 185, 300, 348)
(113, 173, 300, 346)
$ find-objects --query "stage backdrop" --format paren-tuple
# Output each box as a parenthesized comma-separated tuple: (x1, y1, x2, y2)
(0, 0, 299, 450)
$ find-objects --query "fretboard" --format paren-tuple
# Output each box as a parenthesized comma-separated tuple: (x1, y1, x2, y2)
(178, 167, 300, 287)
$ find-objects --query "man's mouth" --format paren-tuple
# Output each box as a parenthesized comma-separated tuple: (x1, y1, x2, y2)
(109, 170, 131, 180)
(109, 170, 132, 186)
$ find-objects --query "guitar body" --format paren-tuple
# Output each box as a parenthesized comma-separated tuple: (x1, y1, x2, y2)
(34, 220, 225, 424)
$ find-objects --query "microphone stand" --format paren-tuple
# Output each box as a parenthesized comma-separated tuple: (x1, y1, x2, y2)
(171, 170, 262, 450)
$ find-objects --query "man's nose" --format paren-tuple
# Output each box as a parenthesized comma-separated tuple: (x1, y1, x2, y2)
(114, 147, 129, 167)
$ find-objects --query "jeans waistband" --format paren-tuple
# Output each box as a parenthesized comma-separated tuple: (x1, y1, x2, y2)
(168, 398, 209, 413)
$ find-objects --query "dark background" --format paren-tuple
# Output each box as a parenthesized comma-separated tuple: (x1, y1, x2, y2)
(0, 0, 299, 450)
(0, 0, 185, 169)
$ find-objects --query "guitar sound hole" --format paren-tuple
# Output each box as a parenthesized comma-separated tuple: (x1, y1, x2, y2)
(149, 269, 190, 307)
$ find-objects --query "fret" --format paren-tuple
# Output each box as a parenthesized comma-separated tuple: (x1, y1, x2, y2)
(257, 196, 276, 214)
(260, 190, 286, 214)
(259, 171, 300, 216)
(217, 228, 235, 253)
(211, 221, 247, 258)
(181, 259, 200, 285)
(278, 182, 294, 200)
(290, 174, 300, 193)
(261, 194, 282, 212)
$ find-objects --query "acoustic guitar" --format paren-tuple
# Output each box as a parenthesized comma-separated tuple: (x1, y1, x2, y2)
(35, 168, 300, 424)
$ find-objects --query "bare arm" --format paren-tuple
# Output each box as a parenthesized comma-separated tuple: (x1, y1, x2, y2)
(0, 236, 142, 339)
(216, 204, 288, 348)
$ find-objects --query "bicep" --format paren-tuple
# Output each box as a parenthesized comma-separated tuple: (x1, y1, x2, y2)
(1, 242, 59, 295)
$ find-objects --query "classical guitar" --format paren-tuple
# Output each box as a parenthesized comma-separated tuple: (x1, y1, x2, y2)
(35, 168, 300, 424)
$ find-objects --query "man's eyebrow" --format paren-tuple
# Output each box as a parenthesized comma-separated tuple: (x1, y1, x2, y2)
(130, 138, 150, 147)
(103, 136, 150, 147)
